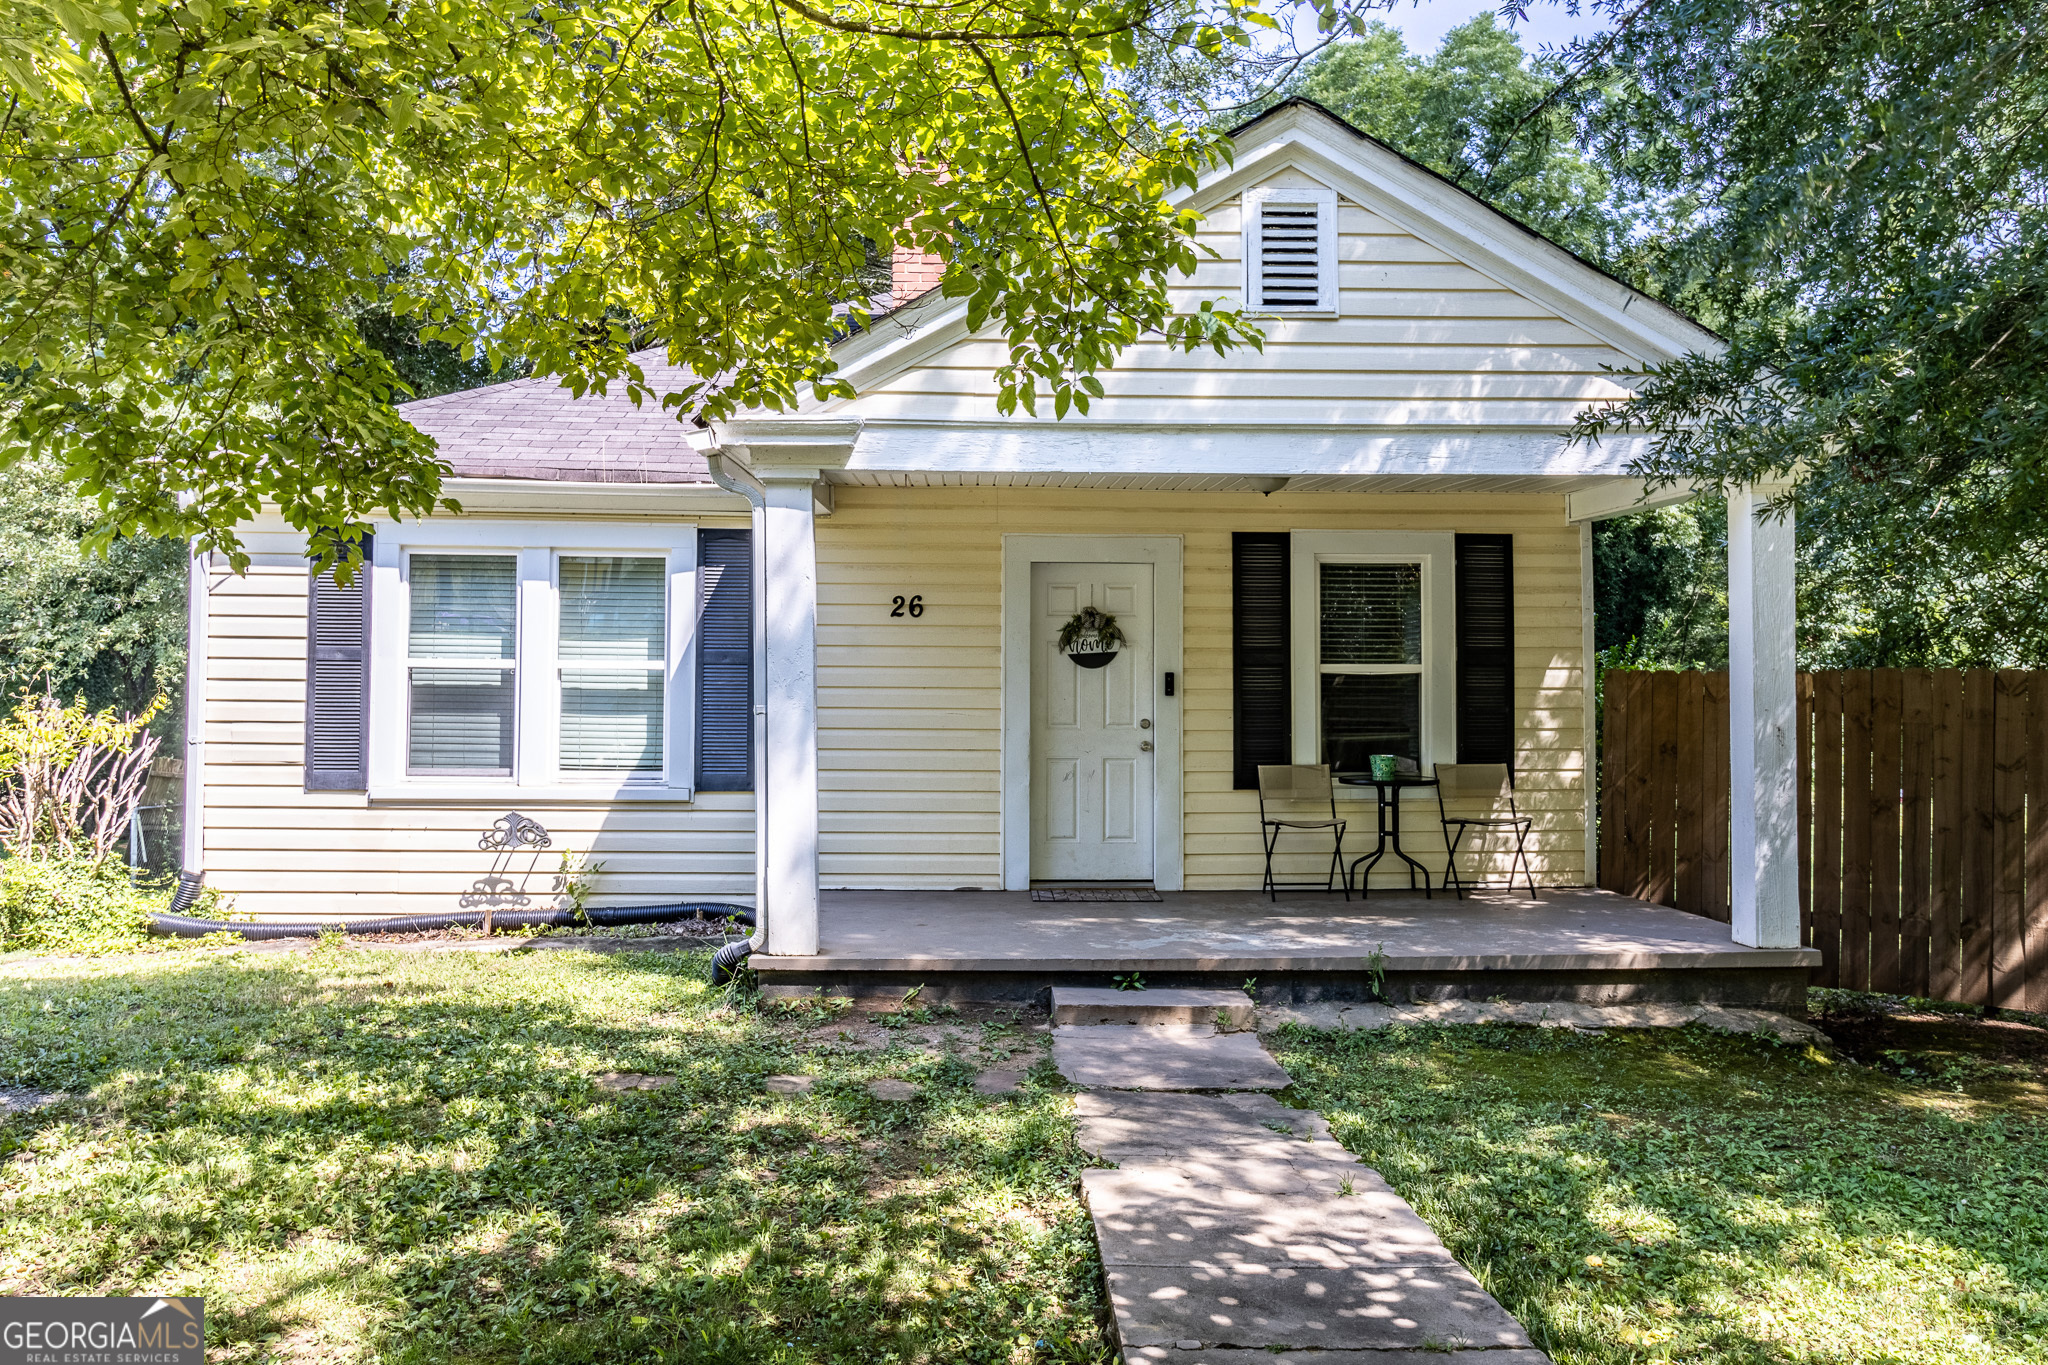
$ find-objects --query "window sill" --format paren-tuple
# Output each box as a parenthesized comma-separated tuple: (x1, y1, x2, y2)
(368, 783, 694, 805)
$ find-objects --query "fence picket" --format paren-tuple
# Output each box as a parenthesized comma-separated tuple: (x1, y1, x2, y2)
(1622, 670, 1654, 900)
(1705, 671, 1731, 923)
(1931, 669, 1965, 1002)
(1869, 671, 1904, 992)
(2029, 674, 2048, 1014)
(1648, 671, 1680, 906)
(1963, 670, 1999, 1006)
(1900, 669, 1934, 998)
(1994, 671, 2029, 1010)
(1811, 671, 1843, 988)
(1840, 670, 1874, 992)
(1676, 671, 1706, 917)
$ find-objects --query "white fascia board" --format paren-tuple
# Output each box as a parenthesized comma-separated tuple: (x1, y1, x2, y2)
(845, 422, 1653, 479)
(1196, 111, 1723, 366)
(441, 478, 750, 517)
(1565, 477, 1704, 523)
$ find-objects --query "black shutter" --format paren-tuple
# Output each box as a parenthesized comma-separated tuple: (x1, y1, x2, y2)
(1232, 532, 1291, 789)
(1454, 533, 1514, 765)
(305, 535, 372, 792)
(696, 528, 754, 792)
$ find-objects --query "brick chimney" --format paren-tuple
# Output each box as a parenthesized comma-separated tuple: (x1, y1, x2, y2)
(890, 243, 946, 307)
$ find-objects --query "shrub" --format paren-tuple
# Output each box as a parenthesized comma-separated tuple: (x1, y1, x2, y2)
(0, 856, 164, 954)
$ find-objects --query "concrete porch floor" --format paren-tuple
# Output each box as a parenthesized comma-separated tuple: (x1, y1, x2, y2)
(751, 888, 1823, 1011)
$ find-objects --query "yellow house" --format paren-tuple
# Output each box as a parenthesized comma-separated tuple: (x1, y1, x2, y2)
(180, 102, 1810, 1003)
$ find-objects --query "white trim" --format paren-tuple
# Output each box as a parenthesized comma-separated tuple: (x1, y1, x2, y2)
(1001, 535, 1185, 891)
(369, 519, 699, 799)
(1288, 531, 1456, 795)
(1580, 519, 1598, 884)
(1242, 183, 1340, 316)
(1566, 477, 1703, 523)
(1728, 484, 1800, 947)
(181, 545, 212, 875)
(442, 478, 749, 518)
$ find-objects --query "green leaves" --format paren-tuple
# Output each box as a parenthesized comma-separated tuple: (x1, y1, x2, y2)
(0, 0, 1279, 568)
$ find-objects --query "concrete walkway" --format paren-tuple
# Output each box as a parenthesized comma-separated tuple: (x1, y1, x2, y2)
(1052, 987, 1549, 1364)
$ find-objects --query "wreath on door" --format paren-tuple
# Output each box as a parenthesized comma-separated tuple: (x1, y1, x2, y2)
(1057, 606, 1127, 669)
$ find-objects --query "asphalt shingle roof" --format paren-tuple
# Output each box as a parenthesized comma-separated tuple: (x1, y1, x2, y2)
(400, 352, 714, 485)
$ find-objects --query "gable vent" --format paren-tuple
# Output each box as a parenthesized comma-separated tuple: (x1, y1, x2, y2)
(1244, 186, 1338, 314)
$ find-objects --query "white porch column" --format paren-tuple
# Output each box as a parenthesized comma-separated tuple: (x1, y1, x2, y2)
(707, 419, 860, 959)
(1728, 482, 1799, 948)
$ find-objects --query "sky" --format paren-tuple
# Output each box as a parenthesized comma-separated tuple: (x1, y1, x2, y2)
(1359, 0, 1610, 57)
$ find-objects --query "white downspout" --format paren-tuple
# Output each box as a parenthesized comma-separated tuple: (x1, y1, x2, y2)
(178, 542, 211, 901)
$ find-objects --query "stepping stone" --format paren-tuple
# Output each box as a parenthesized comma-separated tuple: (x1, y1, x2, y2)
(1054, 987, 1256, 1031)
(1076, 1092, 1340, 1165)
(974, 1068, 1026, 1095)
(763, 1075, 815, 1095)
(593, 1072, 677, 1092)
(867, 1079, 919, 1101)
(1053, 1027, 1291, 1091)
(1104, 1257, 1533, 1353)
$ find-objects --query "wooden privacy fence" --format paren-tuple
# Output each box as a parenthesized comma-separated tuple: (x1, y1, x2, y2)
(1600, 668, 2048, 1012)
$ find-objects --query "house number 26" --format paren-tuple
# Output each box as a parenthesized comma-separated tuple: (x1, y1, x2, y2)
(890, 595, 925, 618)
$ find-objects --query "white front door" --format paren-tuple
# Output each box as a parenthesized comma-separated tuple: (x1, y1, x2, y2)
(1030, 562, 1155, 882)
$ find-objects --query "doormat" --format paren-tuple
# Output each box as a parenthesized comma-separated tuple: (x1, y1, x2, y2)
(1031, 888, 1163, 902)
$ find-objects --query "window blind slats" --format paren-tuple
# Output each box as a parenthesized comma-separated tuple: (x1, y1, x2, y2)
(410, 555, 516, 660)
(305, 536, 372, 792)
(1319, 563, 1422, 666)
(1232, 532, 1291, 790)
(1455, 534, 1515, 765)
(561, 671, 663, 772)
(408, 668, 515, 772)
(1321, 672, 1422, 775)
(559, 557, 665, 662)
(696, 529, 754, 792)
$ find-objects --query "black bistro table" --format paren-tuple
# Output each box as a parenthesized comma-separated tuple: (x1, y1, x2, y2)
(1339, 773, 1437, 898)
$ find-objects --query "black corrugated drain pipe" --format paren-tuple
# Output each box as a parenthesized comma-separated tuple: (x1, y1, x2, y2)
(148, 901, 755, 944)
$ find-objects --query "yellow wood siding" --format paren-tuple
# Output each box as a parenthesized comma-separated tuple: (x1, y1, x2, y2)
(196, 558, 756, 918)
(812, 485, 1587, 892)
(827, 197, 1640, 427)
(203, 486, 1587, 917)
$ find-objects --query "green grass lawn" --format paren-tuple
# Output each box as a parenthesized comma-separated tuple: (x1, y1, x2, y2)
(7, 939, 2047, 1365)
(1268, 1007, 2048, 1365)
(0, 943, 1110, 1364)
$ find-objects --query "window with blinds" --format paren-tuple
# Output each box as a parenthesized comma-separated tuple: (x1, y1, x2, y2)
(558, 555, 666, 773)
(407, 554, 517, 773)
(1318, 562, 1423, 775)
(1243, 186, 1338, 314)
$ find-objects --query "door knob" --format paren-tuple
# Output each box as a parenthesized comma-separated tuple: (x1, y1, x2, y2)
(1140, 740, 1153, 752)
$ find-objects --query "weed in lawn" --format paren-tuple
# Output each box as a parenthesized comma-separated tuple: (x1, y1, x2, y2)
(0, 947, 1111, 1364)
(1268, 1016, 2048, 1365)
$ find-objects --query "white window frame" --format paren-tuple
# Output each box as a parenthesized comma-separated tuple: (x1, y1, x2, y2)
(1289, 531, 1456, 799)
(367, 520, 699, 803)
(1242, 184, 1340, 317)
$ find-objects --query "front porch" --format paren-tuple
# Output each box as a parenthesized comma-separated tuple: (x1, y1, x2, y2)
(751, 888, 1820, 1010)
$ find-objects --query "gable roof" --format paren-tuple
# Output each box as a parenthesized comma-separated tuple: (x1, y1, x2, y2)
(399, 355, 714, 485)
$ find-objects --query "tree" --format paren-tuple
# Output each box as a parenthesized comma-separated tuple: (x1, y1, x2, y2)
(1286, 15, 1634, 264)
(0, 459, 187, 723)
(1544, 0, 2048, 665)
(1, 0, 1369, 568)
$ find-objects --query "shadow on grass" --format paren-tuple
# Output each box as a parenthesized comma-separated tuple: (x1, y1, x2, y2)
(1269, 1020, 2048, 1365)
(0, 945, 1114, 1365)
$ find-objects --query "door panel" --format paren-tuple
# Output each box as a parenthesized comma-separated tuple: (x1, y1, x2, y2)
(1030, 562, 1154, 881)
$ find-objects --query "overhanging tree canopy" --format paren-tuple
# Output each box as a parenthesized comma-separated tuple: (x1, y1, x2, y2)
(2, 0, 1357, 566)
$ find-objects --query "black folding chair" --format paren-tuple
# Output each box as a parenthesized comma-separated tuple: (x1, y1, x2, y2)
(1257, 764, 1350, 902)
(1433, 762, 1538, 899)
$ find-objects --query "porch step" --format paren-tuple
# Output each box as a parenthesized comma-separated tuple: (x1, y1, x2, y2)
(1052, 986, 1256, 1030)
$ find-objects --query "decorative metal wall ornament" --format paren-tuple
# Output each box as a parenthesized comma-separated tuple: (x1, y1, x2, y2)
(1057, 606, 1126, 670)
(462, 812, 557, 929)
